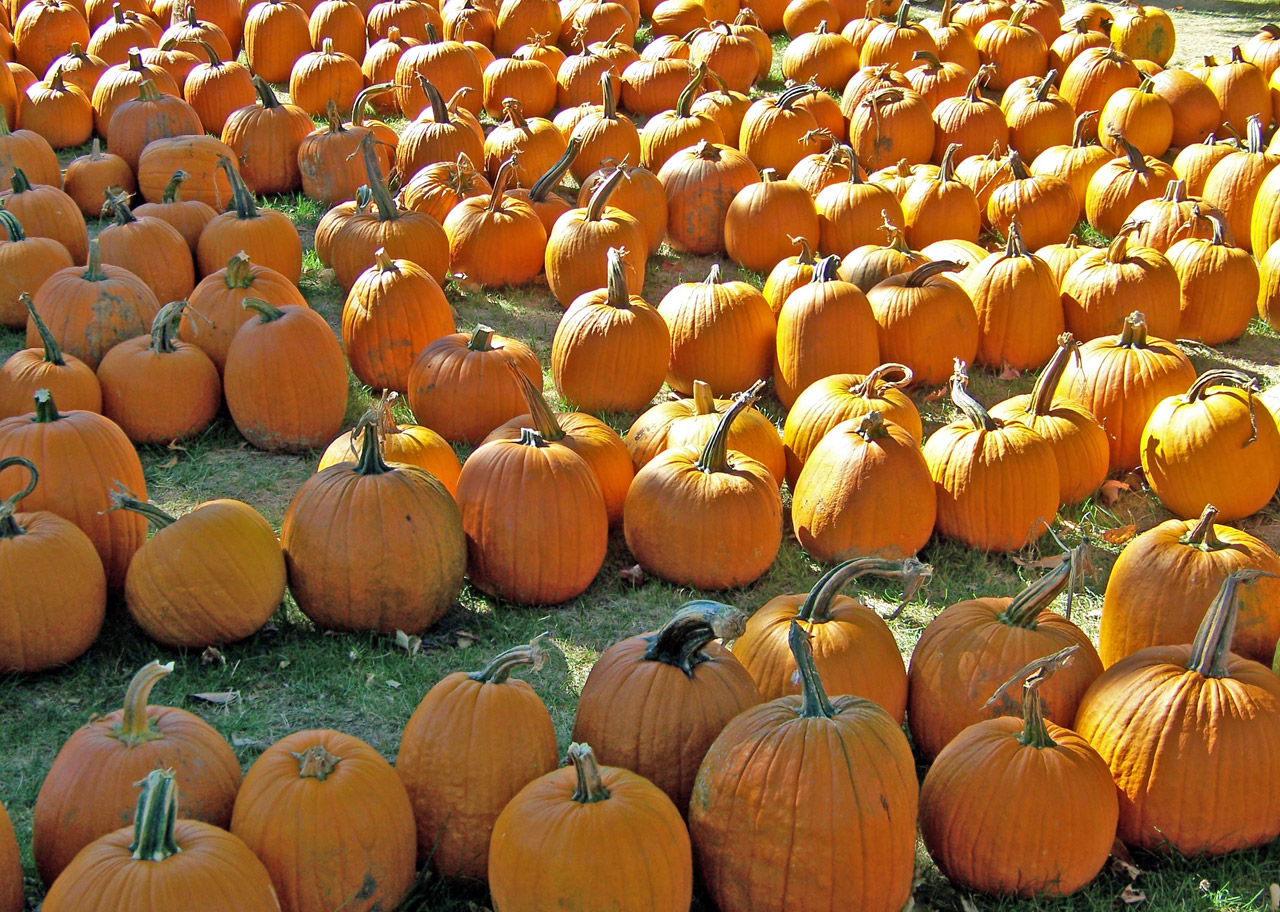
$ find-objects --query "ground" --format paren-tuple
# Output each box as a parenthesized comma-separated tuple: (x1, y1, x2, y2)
(5, 1, 1280, 909)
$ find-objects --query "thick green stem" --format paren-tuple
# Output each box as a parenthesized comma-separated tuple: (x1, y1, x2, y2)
(798, 557, 932, 623)
(675, 61, 707, 117)
(128, 770, 182, 862)
(252, 74, 283, 108)
(1188, 570, 1272, 678)
(354, 418, 390, 475)
(603, 246, 630, 307)
(695, 380, 763, 473)
(469, 633, 551, 683)
(1183, 368, 1260, 404)
(1014, 647, 1080, 748)
(583, 160, 625, 221)
(999, 558, 1073, 628)
(488, 159, 516, 213)
(569, 742, 610, 803)
(218, 155, 258, 219)
(641, 601, 746, 677)
(1033, 70, 1058, 101)
(106, 484, 178, 529)
(148, 300, 187, 354)
(160, 169, 189, 203)
(360, 132, 398, 222)
(905, 259, 963, 287)
(790, 619, 835, 719)
(0, 456, 38, 537)
(111, 661, 174, 746)
(32, 388, 61, 423)
(467, 324, 496, 351)
(241, 296, 285, 322)
(9, 166, 31, 194)
(950, 361, 998, 431)
(22, 295, 66, 366)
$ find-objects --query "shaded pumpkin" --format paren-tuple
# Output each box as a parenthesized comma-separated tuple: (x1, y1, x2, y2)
(0, 294, 99, 419)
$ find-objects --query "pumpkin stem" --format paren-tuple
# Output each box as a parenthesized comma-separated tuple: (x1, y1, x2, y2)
(501, 97, 530, 131)
(599, 71, 619, 118)
(641, 601, 747, 677)
(1032, 70, 1058, 101)
(850, 362, 914, 396)
(798, 556, 932, 624)
(21, 294, 67, 367)
(1183, 368, 1261, 404)
(790, 619, 836, 719)
(937, 143, 961, 181)
(584, 158, 625, 222)
(1117, 311, 1149, 348)
(1187, 569, 1275, 678)
(788, 234, 816, 265)
(469, 633, 552, 683)
(695, 380, 764, 473)
(517, 427, 549, 448)
(982, 646, 1080, 748)
(691, 380, 716, 415)
(527, 136, 581, 203)
(1111, 130, 1149, 173)
(895, 0, 910, 27)
(359, 132, 399, 222)
(999, 558, 1073, 628)
(488, 158, 517, 213)
(949, 360, 998, 432)
(418, 74, 450, 123)
(252, 74, 283, 108)
(675, 61, 706, 117)
(128, 770, 182, 862)
(776, 82, 818, 110)
(810, 253, 841, 283)
(1072, 111, 1099, 147)
(602, 246, 631, 307)
(0, 456, 39, 538)
(352, 83, 394, 128)
(504, 358, 565, 441)
(1002, 220, 1030, 258)
(241, 296, 285, 323)
(32, 388, 61, 423)
(101, 185, 139, 225)
(353, 414, 391, 475)
(905, 259, 963, 287)
(1181, 504, 1228, 551)
(911, 49, 944, 70)
(467, 324, 496, 351)
(1026, 333, 1078, 417)
(6, 166, 29, 196)
(293, 744, 342, 780)
(217, 156, 258, 219)
(568, 742, 610, 803)
(160, 169, 189, 203)
(105, 482, 178, 528)
(112, 661, 174, 745)
(148, 300, 188, 354)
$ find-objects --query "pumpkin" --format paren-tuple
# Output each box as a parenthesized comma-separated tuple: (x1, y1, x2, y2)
(1056, 310, 1195, 473)
(282, 416, 466, 631)
(1035, 233, 1086, 286)
(1149, 66, 1221, 148)
(848, 86, 935, 172)
(0, 455, 105, 673)
(490, 743, 692, 911)
(1005, 69, 1075, 161)
(136, 134, 237, 207)
(95, 300, 220, 444)
(310, 0, 365, 58)
(1060, 45, 1141, 121)
(0, 100, 57, 190)
(0, 208, 74, 330)
(318, 393, 461, 494)
(1140, 369, 1280, 522)
(49, 41, 108, 96)
(954, 141, 1010, 220)
(923, 0, 980, 71)
(839, 214, 928, 291)
(196, 157, 301, 284)
(551, 245, 670, 413)
(657, 139, 758, 256)
(690, 620, 918, 912)
(762, 234, 819, 314)
(398, 634, 559, 877)
(1201, 114, 1276, 253)
(494, 0, 560, 55)
(1165, 208, 1256, 345)
(1075, 571, 1280, 855)
(1030, 111, 1109, 219)
(568, 72, 641, 181)
(41, 770, 280, 912)
(362, 28, 419, 108)
(1202, 46, 1271, 135)
(91, 48, 181, 140)
(975, 2, 1046, 90)
(579, 159, 667, 255)
(0, 295, 99, 418)
(780, 20, 852, 90)
(963, 222, 1063, 370)
(400, 153, 490, 223)
(13, 0, 91, 79)
(231, 730, 415, 912)
(183, 251, 308, 374)
(32, 661, 242, 884)
(773, 254, 880, 408)
(396, 75, 485, 182)
(1243, 21, 1280, 78)
(221, 76, 314, 195)
(107, 78, 202, 173)
(986, 151, 1077, 249)
(288, 36, 362, 114)
(545, 165, 646, 307)
(1098, 75, 1173, 160)
(623, 384, 781, 590)
(868, 259, 978, 386)
(20, 68, 92, 149)
(183, 38, 253, 134)
(296, 101, 381, 206)
(931, 64, 1009, 163)
(658, 261, 774, 396)
(455, 426, 608, 605)
(443, 157, 547, 287)
(342, 247, 453, 394)
(61, 140, 135, 220)
(159, 5, 231, 59)
(223, 298, 347, 452)
(572, 601, 762, 813)
(922, 361, 1060, 552)
(1127, 178, 1209, 252)
(724, 168, 819, 276)
(738, 83, 820, 175)
(369, 0, 439, 41)
(482, 96, 565, 187)
(908, 557, 1103, 761)
(139, 41, 201, 92)
(97, 188, 196, 308)
(902, 142, 981, 248)
(1110, 0, 1174, 65)
(1085, 131, 1176, 238)
(1061, 228, 1180, 342)
(905, 49, 968, 107)
(407, 324, 542, 445)
(919, 649, 1119, 896)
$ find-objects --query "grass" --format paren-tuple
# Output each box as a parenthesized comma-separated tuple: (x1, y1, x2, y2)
(5, 2, 1280, 910)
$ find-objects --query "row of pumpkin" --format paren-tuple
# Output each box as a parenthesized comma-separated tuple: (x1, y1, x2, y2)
(5, 534, 1280, 910)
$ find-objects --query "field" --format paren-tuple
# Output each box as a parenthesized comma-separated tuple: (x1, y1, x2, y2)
(6, 0, 1280, 908)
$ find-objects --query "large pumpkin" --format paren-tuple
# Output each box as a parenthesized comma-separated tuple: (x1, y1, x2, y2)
(0, 801, 19, 912)
(1075, 570, 1280, 855)
(907, 558, 1105, 761)
(281, 419, 466, 632)
(32, 661, 242, 885)
(868, 259, 978, 387)
(964, 222, 1064, 370)
(1060, 228, 1180, 342)
(397, 635, 559, 878)
(230, 730, 416, 912)
(572, 601, 763, 814)
(41, 770, 281, 912)
(690, 620, 919, 912)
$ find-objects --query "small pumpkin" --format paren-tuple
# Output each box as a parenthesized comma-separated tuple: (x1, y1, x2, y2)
(0, 294, 99, 418)
(97, 187, 196, 307)
(318, 393, 461, 495)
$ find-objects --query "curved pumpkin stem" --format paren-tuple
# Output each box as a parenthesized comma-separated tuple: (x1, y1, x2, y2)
(241, 296, 286, 323)
(488, 158, 517, 213)
(418, 75, 452, 124)
(21, 294, 66, 367)
(981, 645, 1080, 748)
(160, 169, 190, 203)
(641, 601, 747, 677)
(218, 155, 259, 219)
(850, 362, 914, 397)
(789, 619, 835, 719)
(1182, 368, 1261, 404)
(798, 556, 932, 624)
(106, 483, 178, 529)
(602, 246, 631, 307)
(148, 300, 188, 355)
(469, 632, 552, 683)
(359, 131, 399, 223)
(528, 136, 581, 203)
(568, 742, 610, 803)
(999, 557, 1073, 628)
(1110, 130, 1150, 174)
(128, 769, 182, 862)
(949, 360, 998, 431)
(809, 253, 841, 283)
(1180, 504, 1228, 551)
(904, 259, 963, 287)
(1071, 111, 1099, 148)
(695, 380, 764, 473)
(583, 157, 625, 222)
(112, 661, 174, 746)
(1188, 569, 1275, 678)
(1026, 333, 1078, 417)
(504, 358, 566, 441)
(788, 234, 816, 266)
(674, 61, 707, 117)
(1033, 70, 1058, 101)
(252, 74, 285, 109)
(0, 456, 38, 537)
(1117, 311, 1150, 348)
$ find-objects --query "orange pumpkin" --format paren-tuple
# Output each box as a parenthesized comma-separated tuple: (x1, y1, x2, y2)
(0, 294, 99, 419)
(1060, 226, 1180, 342)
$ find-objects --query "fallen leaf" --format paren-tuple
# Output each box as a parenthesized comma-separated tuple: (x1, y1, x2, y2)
(278, 658, 291, 670)
(1012, 553, 1067, 570)
(191, 691, 239, 705)
(200, 646, 225, 666)
(959, 896, 980, 912)
(620, 564, 647, 586)
(456, 630, 478, 649)
(1269, 883, 1278, 912)
(923, 387, 947, 403)
(998, 364, 1021, 380)
(1120, 886, 1147, 905)
(1101, 524, 1137, 545)
(165, 440, 187, 452)
(231, 737, 270, 750)
(1100, 479, 1130, 505)
(386, 679, 401, 689)
(394, 629, 422, 655)
(1110, 856, 1143, 881)
(157, 454, 179, 469)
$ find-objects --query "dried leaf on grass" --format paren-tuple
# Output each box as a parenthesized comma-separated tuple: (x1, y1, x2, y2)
(1101, 524, 1137, 545)
(1100, 479, 1130, 505)
(192, 691, 239, 705)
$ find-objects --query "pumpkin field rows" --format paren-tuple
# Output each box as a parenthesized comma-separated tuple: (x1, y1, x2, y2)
(4, 0, 1280, 907)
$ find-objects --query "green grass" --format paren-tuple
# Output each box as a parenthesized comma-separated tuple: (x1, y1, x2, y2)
(5, 3, 1280, 911)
